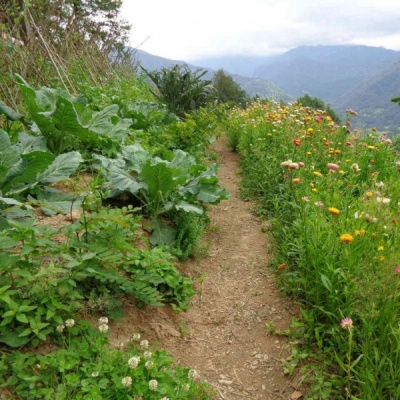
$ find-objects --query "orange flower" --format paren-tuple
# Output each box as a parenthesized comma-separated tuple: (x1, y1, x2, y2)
(293, 139, 301, 146)
(278, 264, 286, 270)
(292, 178, 301, 183)
(340, 234, 354, 243)
(328, 207, 340, 215)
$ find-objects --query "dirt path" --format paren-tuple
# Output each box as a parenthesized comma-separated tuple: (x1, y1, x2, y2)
(111, 137, 302, 399)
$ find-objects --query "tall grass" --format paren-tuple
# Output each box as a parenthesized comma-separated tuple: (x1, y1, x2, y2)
(224, 100, 400, 399)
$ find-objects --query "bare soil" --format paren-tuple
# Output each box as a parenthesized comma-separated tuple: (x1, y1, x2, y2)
(107, 137, 304, 400)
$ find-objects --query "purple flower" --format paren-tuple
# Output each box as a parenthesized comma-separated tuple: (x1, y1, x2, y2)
(395, 266, 400, 274)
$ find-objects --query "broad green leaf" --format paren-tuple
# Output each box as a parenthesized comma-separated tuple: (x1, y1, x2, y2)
(0, 130, 11, 152)
(92, 153, 125, 170)
(16, 313, 29, 323)
(37, 151, 82, 184)
(121, 143, 150, 172)
(169, 149, 196, 174)
(85, 104, 118, 134)
(139, 159, 182, 198)
(0, 99, 23, 121)
(197, 185, 230, 204)
(3, 151, 55, 194)
(0, 237, 19, 249)
(0, 206, 36, 228)
(150, 218, 176, 246)
(174, 201, 203, 214)
(34, 187, 83, 216)
(107, 165, 145, 194)
(13, 131, 47, 154)
(0, 332, 30, 346)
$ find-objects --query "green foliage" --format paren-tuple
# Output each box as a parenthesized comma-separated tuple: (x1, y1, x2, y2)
(14, 75, 132, 155)
(212, 69, 249, 107)
(95, 143, 229, 245)
(0, 319, 212, 399)
(296, 93, 341, 124)
(0, 129, 83, 216)
(227, 99, 400, 398)
(141, 64, 215, 118)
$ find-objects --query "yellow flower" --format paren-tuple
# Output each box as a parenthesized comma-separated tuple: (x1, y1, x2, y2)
(306, 151, 312, 156)
(354, 229, 366, 236)
(340, 234, 354, 243)
(329, 207, 340, 215)
(312, 188, 318, 192)
(334, 150, 341, 155)
(368, 145, 375, 150)
(292, 178, 301, 183)
(313, 171, 322, 177)
(339, 170, 345, 175)
(365, 192, 373, 198)
(379, 256, 385, 261)
(377, 246, 384, 251)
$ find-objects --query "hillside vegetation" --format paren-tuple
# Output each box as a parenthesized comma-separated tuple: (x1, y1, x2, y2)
(1, 3, 400, 398)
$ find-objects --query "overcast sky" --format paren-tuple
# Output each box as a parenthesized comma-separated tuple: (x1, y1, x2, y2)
(121, 0, 400, 61)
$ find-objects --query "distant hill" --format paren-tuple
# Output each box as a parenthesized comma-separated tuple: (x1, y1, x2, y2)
(252, 45, 400, 102)
(134, 49, 293, 102)
(194, 45, 400, 132)
(332, 60, 400, 134)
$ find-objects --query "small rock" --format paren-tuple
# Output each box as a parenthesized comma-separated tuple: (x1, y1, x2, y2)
(291, 391, 304, 400)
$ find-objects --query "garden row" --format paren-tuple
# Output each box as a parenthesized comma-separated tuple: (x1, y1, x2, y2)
(224, 101, 400, 399)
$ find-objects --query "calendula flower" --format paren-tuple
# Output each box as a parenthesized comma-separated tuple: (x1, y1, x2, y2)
(368, 145, 375, 150)
(65, 319, 75, 328)
(293, 138, 301, 146)
(307, 128, 314, 134)
(340, 234, 354, 243)
(328, 207, 340, 215)
(365, 192, 373, 198)
(148, 379, 158, 391)
(121, 376, 132, 387)
(128, 356, 140, 369)
(277, 263, 286, 270)
(340, 317, 354, 330)
(292, 178, 301, 183)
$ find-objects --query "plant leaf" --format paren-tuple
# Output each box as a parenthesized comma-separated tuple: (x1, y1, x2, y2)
(150, 218, 176, 246)
(0, 100, 23, 121)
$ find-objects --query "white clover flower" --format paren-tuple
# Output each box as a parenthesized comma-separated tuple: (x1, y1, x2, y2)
(375, 181, 385, 187)
(121, 376, 132, 387)
(140, 340, 149, 349)
(182, 383, 190, 391)
(188, 369, 199, 380)
(131, 333, 141, 341)
(128, 356, 140, 369)
(160, 398, 170, 400)
(91, 371, 99, 377)
(145, 361, 154, 370)
(98, 317, 108, 325)
(98, 324, 109, 333)
(148, 379, 158, 391)
(56, 324, 65, 333)
(65, 319, 75, 328)
(382, 198, 390, 205)
(143, 351, 152, 359)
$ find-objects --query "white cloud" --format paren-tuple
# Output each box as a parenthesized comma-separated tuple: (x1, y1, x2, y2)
(121, 0, 400, 60)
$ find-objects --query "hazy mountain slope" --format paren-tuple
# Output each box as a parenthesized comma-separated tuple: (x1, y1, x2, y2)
(332, 60, 400, 133)
(253, 45, 400, 102)
(135, 49, 292, 102)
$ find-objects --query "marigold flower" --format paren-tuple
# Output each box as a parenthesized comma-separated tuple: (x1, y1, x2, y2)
(368, 145, 375, 150)
(277, 263, 286, 270)
(307, 128, 314, 134)
(328, 207, 340, 215)
(340, 234, 354, 243)
(293, 138, 301, 146)
(340, 317, 354, 330)
(292, 178, 301, 183)
(365, 192, 373, 198)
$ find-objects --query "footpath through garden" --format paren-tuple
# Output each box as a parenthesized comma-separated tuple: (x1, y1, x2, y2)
(110, 136, 303, 400)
